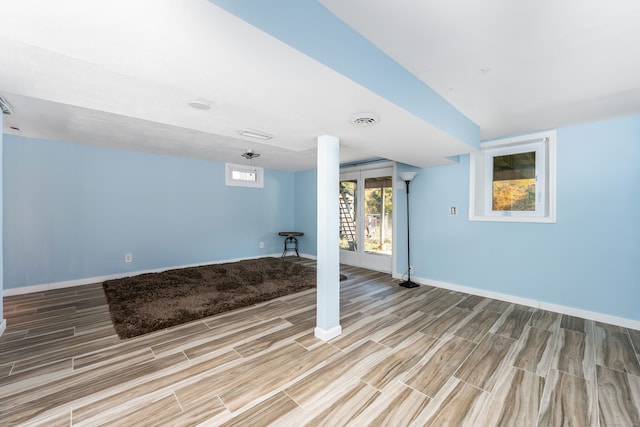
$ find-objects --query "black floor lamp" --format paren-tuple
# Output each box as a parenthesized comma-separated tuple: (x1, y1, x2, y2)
(398, 171, 419, 288)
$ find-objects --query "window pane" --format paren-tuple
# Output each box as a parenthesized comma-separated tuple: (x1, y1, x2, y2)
(232, 170, 256, 181)
(492, 151, 536, 211)
(339, 180, 358, 251)
(364, 176, 392, 255)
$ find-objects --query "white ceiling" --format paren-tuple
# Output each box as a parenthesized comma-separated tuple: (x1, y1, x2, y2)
(1, 0, 639, 171)
(321, 0, 640, 139)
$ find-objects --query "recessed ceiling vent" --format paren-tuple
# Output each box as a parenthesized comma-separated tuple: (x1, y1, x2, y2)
(350, 113, 379, 127)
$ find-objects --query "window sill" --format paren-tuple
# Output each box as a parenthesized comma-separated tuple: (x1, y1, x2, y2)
(469, 214, 556, 223)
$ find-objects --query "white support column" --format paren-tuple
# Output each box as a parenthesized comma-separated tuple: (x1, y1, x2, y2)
(0, 113, 5, 337)
(315, 135, 341, 341)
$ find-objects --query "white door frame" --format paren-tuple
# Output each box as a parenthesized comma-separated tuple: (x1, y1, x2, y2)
(339, 162, 396, 273)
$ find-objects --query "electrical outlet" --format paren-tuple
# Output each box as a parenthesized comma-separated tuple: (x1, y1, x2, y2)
(259, 241, 265, 249)
(124, 253, 133, 263)
(450, 206, 457, 215)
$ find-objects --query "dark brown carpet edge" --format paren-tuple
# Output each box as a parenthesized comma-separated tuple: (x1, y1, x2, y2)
(102, 257, 345, 339)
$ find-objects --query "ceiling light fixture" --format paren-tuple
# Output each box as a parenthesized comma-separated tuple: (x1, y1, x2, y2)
(187, 99, 212, 110)
(241, 149, 260, 160)
(0, 96, 14, 115)
(239, 129, 273, 140)
(350, 112, 379, 127)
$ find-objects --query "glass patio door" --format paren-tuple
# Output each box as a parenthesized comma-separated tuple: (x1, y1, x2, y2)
(339, 167, 393, 272)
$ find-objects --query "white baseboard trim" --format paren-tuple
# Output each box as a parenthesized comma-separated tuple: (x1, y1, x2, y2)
(0, 319, 5, 338)
(393, 273, 640, 331)
(3, 254, 282, 297)
(315, 325, 342, 341)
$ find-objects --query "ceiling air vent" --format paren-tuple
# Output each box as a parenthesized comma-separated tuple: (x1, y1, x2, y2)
(350, 113, 379, 127)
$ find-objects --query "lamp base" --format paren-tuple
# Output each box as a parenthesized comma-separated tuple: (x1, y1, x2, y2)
(399, 280, 419, 289)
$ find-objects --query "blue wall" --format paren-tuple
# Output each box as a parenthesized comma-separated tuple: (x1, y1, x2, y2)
(293, 168, 317, 255)
(3, 116, 639, 323)
(3, 135, 295, 289)
(291, 116, 639, 322)
(406, 116, 640, 321)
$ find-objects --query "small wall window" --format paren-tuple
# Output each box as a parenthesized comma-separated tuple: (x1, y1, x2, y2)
(225, 163, 264, 188)
(469, 131, 556, 223)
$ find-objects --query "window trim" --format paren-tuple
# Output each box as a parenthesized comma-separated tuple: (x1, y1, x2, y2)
(469, 130, 556, 223)
(225, 162, 264, 188)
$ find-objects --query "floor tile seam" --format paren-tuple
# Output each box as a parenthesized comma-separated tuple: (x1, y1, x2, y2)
(233, 331, 311, 359)
(399, 378, 432, 400)
(454, 377, 491, 395)
(8, 313, 90, 329)
(0, 330, 29, 342)
(432, 340, 477, 391)
(70, 382, 185, 424)
(283, 373, 365, 413)
(157, 329, 260, 359)
(69, 361, 197, 410)
(282, 388, 304, 409)
(216, 344, 323, 392)
(452, 334, 518, 393)
(201, 316, 274, 338)
(1, 370, 167, 425)
(71, 347, 153, 372)
(595, 362, 640, 380)
(172, 359, 241, 396)
(360, 295, 415, 314)
(594, 371, 602, 427)
(73, 336, 170, 367)
(0, 358, 76, 392)
(23, 353, 189, 412)
(162, 318, 294, 358)
(626, 330, 640, 354)
(219, 371, 309, 416)
(0, 331, 118, 364)
(422, 376, 489, 419)
(0, 351, 70, 375)
(595, 327, 640, 374)
(509, 324, 558, 373)
(453, 325, 488, 344)
(9, 337, 122, 374)
(592, 321, 603, 427)
(529, 326, 560, 379)
(0, 328, 78, 354)
(203, 313, 261, 329)
(457, 347, 518, 394)
(15, 296, 82, 308)
(364, 358, 428, 395)
(504, 361, 549, 421)
(548, 366, 598, 393)
(1, 404, 71, 427)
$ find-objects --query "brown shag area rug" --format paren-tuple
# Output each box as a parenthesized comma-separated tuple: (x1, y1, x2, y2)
(103, 257, 320, 339)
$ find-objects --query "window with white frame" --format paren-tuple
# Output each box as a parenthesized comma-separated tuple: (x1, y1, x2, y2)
(225, 163, 264, 188)
(469, 131, 556, 223)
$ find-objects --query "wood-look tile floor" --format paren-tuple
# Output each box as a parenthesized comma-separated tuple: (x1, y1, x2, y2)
(2, 258, 640, 426)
